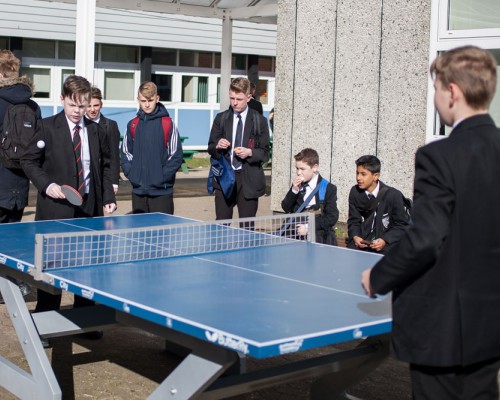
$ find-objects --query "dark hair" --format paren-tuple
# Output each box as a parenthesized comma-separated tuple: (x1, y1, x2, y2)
(430, 46, 497, 110)
(355, 155, 381, 174)
(294, 148, 319, 167)
(61, 75, 91, 102)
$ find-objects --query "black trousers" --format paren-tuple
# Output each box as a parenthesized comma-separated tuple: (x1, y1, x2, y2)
(410, 358, 500, 400)
(0, 206, 24, 223)
(214, 171, 258, 220)
(132, 193, 174, 214)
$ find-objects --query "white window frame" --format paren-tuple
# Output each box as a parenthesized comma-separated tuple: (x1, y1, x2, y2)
(426, 0, 500, 143)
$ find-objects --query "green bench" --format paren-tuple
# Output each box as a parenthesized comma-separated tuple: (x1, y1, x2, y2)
(180, 136, 198, 173)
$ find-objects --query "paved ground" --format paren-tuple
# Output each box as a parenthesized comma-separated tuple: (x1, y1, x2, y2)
(0, 167, 482, 399)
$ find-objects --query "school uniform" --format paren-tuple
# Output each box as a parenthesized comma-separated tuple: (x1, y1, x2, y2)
(207, 106, 270, 219)
(21, 112, 115, 311)
(281, 174, 339, 245)
(97, 114, 121, 189)
(346, 181, 409, 254)
(370, 114, 500, 398)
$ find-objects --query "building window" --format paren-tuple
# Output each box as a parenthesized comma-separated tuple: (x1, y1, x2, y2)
(100, 44, 138, 63)
(256, 80, 269, 105)
(233, 54, 246, 70)
(104, 71, 135, 100)
(22, 67, 51, 98)
(152, 48, 177, 66)
(152, 74, 173, 102)
(182, 76, 208, 103)
(0, 37, 8, 50)
(258, 56, 274, 72)
(58, 41, 75, 60)
(23, 39, 56, 59)
(179, 51, 213, 68)
(448, 0, 500, 30)
(61, 69, 75, 87)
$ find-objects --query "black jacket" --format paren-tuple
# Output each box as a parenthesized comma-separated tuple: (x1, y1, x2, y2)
(208, 107, 270, 199)
(0, 77, 41, 211)
(21, 112, 115, 220)
(371, 114, 500, 367)
(347, 181, 410, 253)
(281, 174, 339, 245)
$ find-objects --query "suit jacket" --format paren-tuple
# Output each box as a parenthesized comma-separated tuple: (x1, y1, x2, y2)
(370, 114, 500, 367)
(21, 111, 115, 220)
(98, 114, 121, 187)
(281, 174, 339, 244)
(347, 181, 410, 253)
(248, 97, 263, 115)
(207, 107, 270, 199)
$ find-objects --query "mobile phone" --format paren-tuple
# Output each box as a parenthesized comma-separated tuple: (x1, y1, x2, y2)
(360, 239, 372, 245)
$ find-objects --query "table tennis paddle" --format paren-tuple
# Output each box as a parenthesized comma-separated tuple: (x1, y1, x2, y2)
(61, 184, 83, 206)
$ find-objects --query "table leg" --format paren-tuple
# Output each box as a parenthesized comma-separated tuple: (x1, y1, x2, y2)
(0, 276, 61, 400)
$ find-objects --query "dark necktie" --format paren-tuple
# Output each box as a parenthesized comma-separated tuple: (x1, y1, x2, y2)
(72, 125, 85, 197)
(232, 114, 243, 169)
(367, 193, 375, 200)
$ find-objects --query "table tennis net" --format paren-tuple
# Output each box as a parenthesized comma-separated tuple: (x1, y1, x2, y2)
(35, 213, 316, 270)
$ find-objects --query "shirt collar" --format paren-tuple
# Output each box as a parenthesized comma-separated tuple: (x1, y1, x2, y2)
(306, 173, 319, 189)
(366, 181, 380, 198)
(66, 116, 85, 132)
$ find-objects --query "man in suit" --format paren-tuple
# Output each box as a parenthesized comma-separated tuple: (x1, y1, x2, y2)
(21, 75, 117, 314)
(86, 86, 121, 194)
(208, 77, 270, 220)
(362, 46, 500, 399)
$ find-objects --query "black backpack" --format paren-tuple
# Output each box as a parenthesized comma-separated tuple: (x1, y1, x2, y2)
(0, 102, 39, 169)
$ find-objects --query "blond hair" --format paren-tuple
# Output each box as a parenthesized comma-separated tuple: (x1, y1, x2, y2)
(0, 50, 20, 79)
(430, 46, 497, 110)
(138, 81, 158, 99)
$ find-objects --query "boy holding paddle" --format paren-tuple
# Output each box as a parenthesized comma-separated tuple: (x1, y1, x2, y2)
(21, 75, 116, 319)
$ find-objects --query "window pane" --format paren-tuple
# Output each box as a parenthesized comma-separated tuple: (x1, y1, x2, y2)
(257, 80, 268, 105)
(61, 69, 75, 88)
(217, 77, 221, 103)
(232, 54, 246, 70)
(259, 56, 273, 72)
(101, 45, 137, 63)
(0, 37, 8, 50)
(182, 76, 208, 103)
(22, 67, 51, 98)
(104, 71, 135, 100)
(198, 52, 213, 68)
(490, 50, 500, 126)
(449, 0, 500, 30)
(59, 41, 75, 60)
(23, 39, 55, 58)
(152, 48, 177, 66)
(179, 51, 195, 67)
(152, 74, 173, 102)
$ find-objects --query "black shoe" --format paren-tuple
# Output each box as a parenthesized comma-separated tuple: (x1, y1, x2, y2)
(19, 283, 31, 297)
(82, 330, 104, 340)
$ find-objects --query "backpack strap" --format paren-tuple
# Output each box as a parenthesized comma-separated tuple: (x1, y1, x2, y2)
(318, 178, 329, 201)
(161, 116, 172, 147)
(129, 116, 140, 139)
(130, 116, 172, 148)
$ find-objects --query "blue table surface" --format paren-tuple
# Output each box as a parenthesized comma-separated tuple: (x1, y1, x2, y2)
(0, 213, 391, 358)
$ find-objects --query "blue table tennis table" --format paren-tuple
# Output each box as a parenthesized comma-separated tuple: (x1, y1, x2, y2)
(0, 213, 391, 399)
